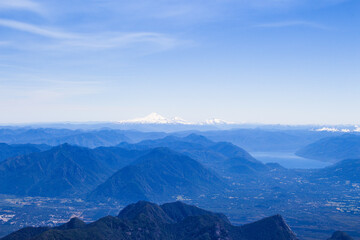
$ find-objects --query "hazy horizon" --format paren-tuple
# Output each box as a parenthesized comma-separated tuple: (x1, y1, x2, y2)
(1, 112, 360, 128)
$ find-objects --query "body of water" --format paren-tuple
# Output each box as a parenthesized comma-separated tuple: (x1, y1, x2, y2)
(251, 151, 332, 169)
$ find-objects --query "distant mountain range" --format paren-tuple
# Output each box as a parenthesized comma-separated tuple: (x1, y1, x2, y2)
(0, 128, 166, 148)
(1, 132, 360, 203)
(296, 134, 360, 162)
(0, 126, 344, 152)
(199, 129, 342, 152)
(1, 201, 299, 240)
(0, 134, 268, 200)
(3, 131, 359, 200)
(117, 134, 266, 173)
(0, 134, 241, 199)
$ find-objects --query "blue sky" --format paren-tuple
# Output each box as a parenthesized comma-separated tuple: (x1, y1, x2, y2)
(0, 0, 359, 124)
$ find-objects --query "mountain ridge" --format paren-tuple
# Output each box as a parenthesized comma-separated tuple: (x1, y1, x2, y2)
(88, 148, 227, 203)
(296, 134, 360, 162)
(1, 201, 299, 240)
(0, 143, 50, 162)
(116, 134, 266, 173)
(0, 144, 146, 196)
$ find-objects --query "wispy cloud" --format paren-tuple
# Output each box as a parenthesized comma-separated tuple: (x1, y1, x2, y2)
(63, 32, 181, 50)
(0, 19, 76, 39)
(0, 19, 183, 51)
(254, 21, 329, 30)
(0, 0, 44, 14)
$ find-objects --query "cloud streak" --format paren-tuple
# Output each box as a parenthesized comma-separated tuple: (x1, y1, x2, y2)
(0, 19, 183, 51)
(0, 0, 44, 14)
(0, 19, 76, 39)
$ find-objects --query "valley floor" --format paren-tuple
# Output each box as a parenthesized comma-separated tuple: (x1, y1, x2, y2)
(1, 177, 360, 240)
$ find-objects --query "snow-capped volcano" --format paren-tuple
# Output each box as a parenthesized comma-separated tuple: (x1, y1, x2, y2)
(118, 113, 234, 125)
(118, 113, 192, 125)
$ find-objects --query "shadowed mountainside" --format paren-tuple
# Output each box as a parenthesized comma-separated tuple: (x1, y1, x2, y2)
(296, 134, 360, 162)
(0, 144, 146, 196)
(312, 158, 360, 183)
(88, 148, 227, 203)
(327, 231, 354, 240)
(0, 143, 50, 162)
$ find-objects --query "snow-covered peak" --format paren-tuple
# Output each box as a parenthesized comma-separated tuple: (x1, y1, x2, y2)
(136, 112, 168, 124)
(201, 118, 234, 125)
(315, 127, 341, 132)
(118, 113, 192, 125)
(314, 127, 355, 133)
(171, 116, 190, 125)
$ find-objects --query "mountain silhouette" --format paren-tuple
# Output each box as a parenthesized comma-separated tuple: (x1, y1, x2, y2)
(1, 201, 299, 240)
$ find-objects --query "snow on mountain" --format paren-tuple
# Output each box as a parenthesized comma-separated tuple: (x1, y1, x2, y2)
(201, 118, 234, 125)
(118, 113, 233, 125)
(314, 127, 357, 133)
(118, 113, 192, 125)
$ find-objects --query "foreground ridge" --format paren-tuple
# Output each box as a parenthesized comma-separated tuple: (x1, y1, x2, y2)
(2, 201, 298, 240)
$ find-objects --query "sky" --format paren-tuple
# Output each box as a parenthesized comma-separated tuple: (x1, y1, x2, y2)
(0, 0, 359, 125)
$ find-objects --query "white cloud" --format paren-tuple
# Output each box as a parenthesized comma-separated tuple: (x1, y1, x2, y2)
(0, 19, 183, 51)
(0, 19, 76, 39)
(63, 32, 181, 50)
(0, 0, 44, 14)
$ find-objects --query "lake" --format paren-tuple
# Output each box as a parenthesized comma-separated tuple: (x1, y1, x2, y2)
(251, 151, 332, 169)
